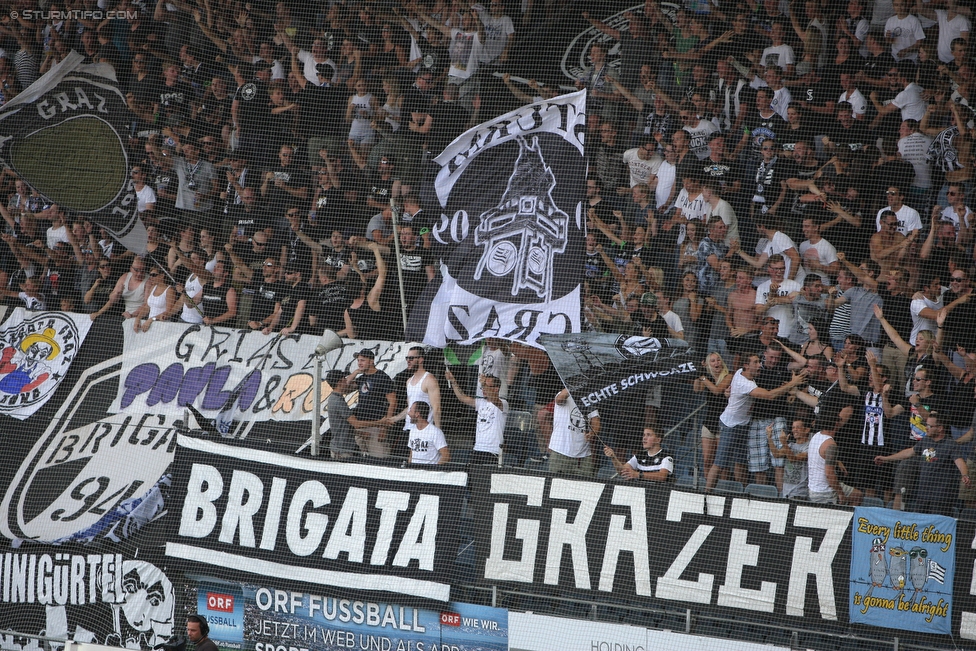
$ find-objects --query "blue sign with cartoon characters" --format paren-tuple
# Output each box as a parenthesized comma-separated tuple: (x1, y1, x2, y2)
(850, 507, 955, 634)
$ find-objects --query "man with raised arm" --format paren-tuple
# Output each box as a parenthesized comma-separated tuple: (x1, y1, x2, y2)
(445, 368, 508, 465)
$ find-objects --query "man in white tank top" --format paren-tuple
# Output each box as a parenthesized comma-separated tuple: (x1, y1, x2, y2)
(390, 346, 442, 433)
(808, 408, 864, 506)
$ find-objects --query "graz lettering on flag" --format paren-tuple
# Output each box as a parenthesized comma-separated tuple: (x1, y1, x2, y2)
(406, 91, 586, 348)
(0, 51, 148, 254)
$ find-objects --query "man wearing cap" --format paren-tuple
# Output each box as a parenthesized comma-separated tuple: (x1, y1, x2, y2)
(631, 292, 672, 339)
(347, 349, 396, 458)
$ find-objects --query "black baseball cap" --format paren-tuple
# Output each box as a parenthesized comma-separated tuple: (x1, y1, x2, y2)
(325, 370, 346, 387)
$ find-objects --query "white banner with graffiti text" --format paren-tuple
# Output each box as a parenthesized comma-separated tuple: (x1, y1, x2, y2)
(109, 323, 414, 421)
(0, 308, 92, 419)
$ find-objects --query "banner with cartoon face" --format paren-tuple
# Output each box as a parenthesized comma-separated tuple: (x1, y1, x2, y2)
(406, 91, 586, 348)
(0, 549, 179, 650)
(0, 308, 92, 420)
(849, 507, 955, 634)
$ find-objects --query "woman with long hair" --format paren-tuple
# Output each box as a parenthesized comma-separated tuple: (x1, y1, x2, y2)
(694, 352, 731, 479)
(346, 79, 380, 169)
(780, 316, 834, 370)
(874, 303, 940, 395)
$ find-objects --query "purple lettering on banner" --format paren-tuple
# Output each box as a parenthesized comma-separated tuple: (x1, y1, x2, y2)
(179, 363, 215, 406)
(120, 363, 160, 408)
(201, 365, 233, 410)
(147, 363, 184, 406)
(236, 369, 262, 411)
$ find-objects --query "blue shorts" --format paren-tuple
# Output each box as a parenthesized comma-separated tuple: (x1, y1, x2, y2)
(714, 422, 749, 470)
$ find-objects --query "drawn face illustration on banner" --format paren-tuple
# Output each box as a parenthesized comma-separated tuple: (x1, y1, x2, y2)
(115, 560, 175, 649)
(0, 311, 91, 419)
(40, 558, 176, 649)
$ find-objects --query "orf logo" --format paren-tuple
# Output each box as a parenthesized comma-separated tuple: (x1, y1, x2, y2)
(207, 592, 234, 612)
(440, 612, 460, 626)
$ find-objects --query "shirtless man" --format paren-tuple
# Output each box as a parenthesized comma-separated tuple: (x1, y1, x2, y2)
(871, 209, 916, 279)
(727, 266, 759, 336)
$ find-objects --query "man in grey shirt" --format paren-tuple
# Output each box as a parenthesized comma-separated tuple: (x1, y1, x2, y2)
(326, 370, 360, 458)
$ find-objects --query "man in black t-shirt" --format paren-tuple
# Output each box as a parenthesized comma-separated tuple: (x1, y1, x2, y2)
(346, 349, 396, 458)
(297, 63, 349, 166)
(232, 62, 274, 168)
(261, 144, 310, 212)
(262, 264, 308, 337)
(823, 106, 872, 155)
(395, 71, 435, 192)
(792, 63, 837, 120)
(735, 88, 789, 163)
(244, 257, 284, 332)
(307, 266, 354, 334)
(393, 225, 436, 312)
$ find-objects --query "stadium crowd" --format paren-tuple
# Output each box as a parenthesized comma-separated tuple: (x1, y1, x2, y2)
(0, 0, 974, 513)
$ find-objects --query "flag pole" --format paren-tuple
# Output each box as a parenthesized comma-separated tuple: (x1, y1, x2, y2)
(390, 201, 409, 335)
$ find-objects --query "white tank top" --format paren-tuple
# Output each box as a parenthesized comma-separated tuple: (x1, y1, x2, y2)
(121, 272, 146, 313)
(405, 371, 431, 429)
(146, 285, 170, 318)
(180, 274, 204, 323)
(807, 431, 833, 493)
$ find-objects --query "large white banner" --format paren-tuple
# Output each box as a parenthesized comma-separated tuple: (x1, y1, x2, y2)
(110, 323, 413, 421)
(0, 308, 92, 419)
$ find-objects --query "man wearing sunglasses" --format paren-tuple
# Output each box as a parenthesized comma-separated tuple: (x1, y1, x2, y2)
(387, 346, 442, 458)
(245, 258, 283, 332)
(875, 409, 970, 515)
(875, 185, 922, 236)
